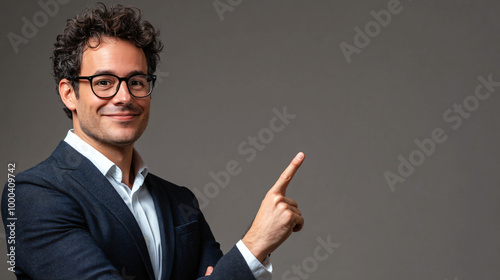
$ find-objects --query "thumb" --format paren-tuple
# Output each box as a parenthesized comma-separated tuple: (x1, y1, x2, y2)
(205, 266, 214, 276)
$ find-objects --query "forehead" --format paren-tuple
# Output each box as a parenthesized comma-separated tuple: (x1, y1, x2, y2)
(80, 36, 147, 75)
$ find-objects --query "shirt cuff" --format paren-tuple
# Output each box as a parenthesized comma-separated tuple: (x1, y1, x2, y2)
(236, 240, 273, 280)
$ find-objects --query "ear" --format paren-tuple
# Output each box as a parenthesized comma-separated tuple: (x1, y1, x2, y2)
(59, 79, 77, 112)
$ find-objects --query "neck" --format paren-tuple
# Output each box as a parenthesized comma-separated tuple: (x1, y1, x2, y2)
(102, 145, 136, 189)
(73, 130, 136, 189)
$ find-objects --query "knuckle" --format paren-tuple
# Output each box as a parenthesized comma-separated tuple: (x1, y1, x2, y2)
(284, 211, 294, 221)
(278, 202, 289, 212)
(280, 173, 292, 182)
(283, 211, 293, 222)
(273, 195, 285, 204)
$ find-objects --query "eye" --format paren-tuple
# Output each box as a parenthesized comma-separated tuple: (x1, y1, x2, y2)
(96, 80, 112, 86)
(129, 80, 144, 86)
(93, 76, 116, 88)
(129, 76, 148, 88)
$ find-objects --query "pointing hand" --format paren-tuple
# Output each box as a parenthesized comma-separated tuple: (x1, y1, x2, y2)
(242, 152, 305, 262)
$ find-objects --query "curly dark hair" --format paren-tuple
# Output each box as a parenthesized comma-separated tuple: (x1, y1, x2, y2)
(51, 3, 163, 119)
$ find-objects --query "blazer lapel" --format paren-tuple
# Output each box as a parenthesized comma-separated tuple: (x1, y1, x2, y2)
(147, 175, 176, 280)
(52, 141, 156, 279)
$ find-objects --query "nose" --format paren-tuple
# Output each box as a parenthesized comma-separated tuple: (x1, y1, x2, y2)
(112, 81, 133, 104)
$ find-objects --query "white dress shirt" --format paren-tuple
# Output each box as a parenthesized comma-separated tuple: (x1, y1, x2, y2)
(64, 130, 272, 279)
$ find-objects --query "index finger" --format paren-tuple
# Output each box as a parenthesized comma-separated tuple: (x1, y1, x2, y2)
(270, 152, 305, 195)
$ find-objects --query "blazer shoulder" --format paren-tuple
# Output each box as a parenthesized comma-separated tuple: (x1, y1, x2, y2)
(13, 152, 61, 188)
(7, 141, 89, 191)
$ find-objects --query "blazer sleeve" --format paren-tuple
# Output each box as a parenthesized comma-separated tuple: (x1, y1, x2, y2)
(1, 177, 122, 280)
(198, 246, 258, 280)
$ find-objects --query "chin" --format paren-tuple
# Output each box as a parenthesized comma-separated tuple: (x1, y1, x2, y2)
(107, 134, 140, 145)
(111, 131, 144, 146)
(109, 138, 136, 146)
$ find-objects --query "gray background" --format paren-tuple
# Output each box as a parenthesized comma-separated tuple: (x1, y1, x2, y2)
(1, 0, 499, 279)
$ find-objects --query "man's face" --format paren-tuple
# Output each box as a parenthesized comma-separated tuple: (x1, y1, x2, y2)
(70, 36, 151, 148)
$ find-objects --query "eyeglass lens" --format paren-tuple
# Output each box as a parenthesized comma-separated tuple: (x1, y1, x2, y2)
(91, 75, 153, 97)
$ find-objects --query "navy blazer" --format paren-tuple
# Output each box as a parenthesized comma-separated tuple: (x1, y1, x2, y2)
(1, 142, 256, 280)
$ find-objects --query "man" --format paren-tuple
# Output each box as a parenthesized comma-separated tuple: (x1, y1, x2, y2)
(1, 4, 304, 279)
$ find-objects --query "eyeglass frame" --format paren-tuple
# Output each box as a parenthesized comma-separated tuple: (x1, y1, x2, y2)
(75, 73, 157, 98)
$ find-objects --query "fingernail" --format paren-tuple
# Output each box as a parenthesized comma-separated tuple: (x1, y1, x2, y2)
(296, 152, 304, 160)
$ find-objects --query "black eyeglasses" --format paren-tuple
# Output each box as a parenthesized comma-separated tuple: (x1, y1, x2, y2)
(76, 74, 157, 98)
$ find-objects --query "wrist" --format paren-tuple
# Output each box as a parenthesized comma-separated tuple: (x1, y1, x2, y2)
(241, 235, 269, 263)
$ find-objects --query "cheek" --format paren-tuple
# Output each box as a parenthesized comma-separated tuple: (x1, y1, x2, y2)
(142, 105, 151, 124)
(139, 99, 151, 114)
(75, 98, 106, 119)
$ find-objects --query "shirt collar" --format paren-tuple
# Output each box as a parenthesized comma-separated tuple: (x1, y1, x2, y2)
(63, 129, 149, 184)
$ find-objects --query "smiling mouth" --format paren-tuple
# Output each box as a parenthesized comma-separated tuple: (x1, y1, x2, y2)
(103, 114, 139, 121)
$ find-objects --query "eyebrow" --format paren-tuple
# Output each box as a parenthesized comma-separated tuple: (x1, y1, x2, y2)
(91, 70, 147, 76)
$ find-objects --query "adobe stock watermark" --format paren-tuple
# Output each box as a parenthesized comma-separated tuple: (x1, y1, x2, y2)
(7, 0, 71, 54)
(213, 0, 245, 22)
(179, 106, 297, 220)
(384, 73, 500, 192)
(155, 69, 170, 85)
(281, 234, 340, 280)
(339, 0, 412, 64)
